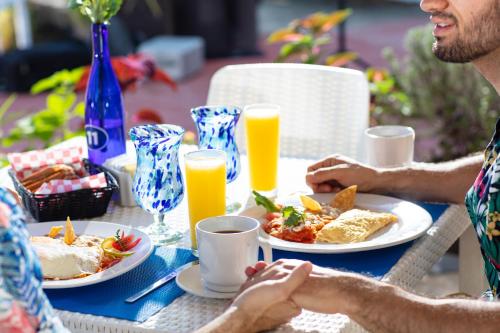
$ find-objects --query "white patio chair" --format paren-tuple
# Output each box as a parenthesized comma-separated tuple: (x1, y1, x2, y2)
(206, 63, 370, 160)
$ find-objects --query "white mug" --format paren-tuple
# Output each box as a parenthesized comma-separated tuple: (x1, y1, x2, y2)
(365, 126, 415, 168)
(196, 215, 272, 293)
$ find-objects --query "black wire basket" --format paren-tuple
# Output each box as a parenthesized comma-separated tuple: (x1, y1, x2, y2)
(8, 159, 119, 222)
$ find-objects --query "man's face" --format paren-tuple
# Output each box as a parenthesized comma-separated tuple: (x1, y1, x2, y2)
(420, 0, 500, 63)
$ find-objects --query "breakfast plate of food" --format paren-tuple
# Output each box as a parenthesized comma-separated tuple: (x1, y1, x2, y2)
(240, 186, 433, 253)
(27, 218, 153, 289)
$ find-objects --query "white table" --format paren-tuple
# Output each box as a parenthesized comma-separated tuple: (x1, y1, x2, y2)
(0, 138, 471, 333)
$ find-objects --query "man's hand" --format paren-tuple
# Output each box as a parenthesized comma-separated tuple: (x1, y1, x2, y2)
(244, 260, 354, 315)
(306, 154, 381, 193)
(197, 261, 312, 333)
(231, 260, 312, 332)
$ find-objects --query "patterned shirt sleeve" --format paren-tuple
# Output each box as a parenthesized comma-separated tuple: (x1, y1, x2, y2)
(0, 187, 69, 333)
(466, 118, 500, 298)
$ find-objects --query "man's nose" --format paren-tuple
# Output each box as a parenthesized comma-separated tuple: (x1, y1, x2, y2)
(420, 0, 449, 13)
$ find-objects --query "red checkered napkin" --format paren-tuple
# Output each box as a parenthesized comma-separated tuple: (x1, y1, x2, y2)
(35, 172, 108, 195)
(8, 146, 86, 179)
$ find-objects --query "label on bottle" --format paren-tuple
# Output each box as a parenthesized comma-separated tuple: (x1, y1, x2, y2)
(85, 125, 109, 150)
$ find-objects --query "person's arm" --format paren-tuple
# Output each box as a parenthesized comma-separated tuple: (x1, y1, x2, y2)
(306, 154, 483, 203)
(243, 260, 499, 333)
(196, 261, 311, 333)
(292, 269, 499, 333)
(196, 306, 254, 333)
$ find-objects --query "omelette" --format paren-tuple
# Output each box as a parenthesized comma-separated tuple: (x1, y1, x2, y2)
(316, 209, 398, 243)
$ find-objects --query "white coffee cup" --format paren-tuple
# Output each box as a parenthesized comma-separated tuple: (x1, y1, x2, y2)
(365, 126, 415, 168)
(196, 215, 272, 293)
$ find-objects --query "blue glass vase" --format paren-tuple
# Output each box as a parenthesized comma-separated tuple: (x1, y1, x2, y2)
(129, 124, 185, 245)
(85, 23, 126, 165)
(191, 105, 242, 212)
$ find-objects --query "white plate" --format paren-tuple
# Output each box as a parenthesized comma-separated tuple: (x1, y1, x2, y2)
(240, 193, 433, 253)
(27, 220, 154, 289)
(176, 263, 236, 299)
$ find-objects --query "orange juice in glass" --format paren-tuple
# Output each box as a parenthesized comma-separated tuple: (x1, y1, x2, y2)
(185, 150, 226, 253)
(243, 104, 280, 195)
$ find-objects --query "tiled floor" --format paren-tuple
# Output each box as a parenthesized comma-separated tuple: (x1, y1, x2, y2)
(414, 254, 459, 297)
(415, 272, 459, 297)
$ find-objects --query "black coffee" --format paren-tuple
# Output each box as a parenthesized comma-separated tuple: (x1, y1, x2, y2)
(215, 230, 242, 234)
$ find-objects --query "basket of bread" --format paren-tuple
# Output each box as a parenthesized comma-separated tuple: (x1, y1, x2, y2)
(7, 146, 118, 222)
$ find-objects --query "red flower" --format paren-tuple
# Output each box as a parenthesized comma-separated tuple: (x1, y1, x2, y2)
(132, 108, 163, 125)
(75, 54, 176, 93)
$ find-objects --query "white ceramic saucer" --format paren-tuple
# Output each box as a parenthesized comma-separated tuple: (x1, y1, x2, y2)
(176, 263, 237, 299)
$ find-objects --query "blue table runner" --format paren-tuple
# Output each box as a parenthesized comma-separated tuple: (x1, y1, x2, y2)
(46, 202, 448, 322)
(46, 247, 197, 323)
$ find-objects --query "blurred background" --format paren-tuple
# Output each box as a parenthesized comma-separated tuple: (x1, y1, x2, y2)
(0, 0, 498, 163)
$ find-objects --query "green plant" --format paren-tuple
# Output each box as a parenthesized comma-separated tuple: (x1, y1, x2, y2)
(0, 68, 86, 156)
(68, 0, 123, 24)
(371, 24, 499, 162)
(267, 10, 357, 66)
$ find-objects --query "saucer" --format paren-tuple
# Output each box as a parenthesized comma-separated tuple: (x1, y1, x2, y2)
(176, 263, 237, 299)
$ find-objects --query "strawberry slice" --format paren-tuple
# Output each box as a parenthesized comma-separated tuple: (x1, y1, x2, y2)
(110, 229, 142, 251)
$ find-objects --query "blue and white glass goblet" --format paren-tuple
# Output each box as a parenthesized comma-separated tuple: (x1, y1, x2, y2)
(129, 124, 185, 245)
(191, 105, 241, 212)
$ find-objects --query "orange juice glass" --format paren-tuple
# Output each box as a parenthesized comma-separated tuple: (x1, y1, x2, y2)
(243, 104, 280, 194)
(185, 150, 227, 253)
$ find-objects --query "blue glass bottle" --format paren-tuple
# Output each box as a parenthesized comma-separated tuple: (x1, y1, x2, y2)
(85, 23, 126, 165)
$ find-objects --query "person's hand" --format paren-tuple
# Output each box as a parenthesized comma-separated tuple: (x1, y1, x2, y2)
(305, 154, 381, 193)
(231, 260, 312, 332)
(244, 260, 353, 315)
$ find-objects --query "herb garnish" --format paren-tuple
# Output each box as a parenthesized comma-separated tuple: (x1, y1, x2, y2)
(253, 190, 280, 213)
(282, 206, 305, 227)
(114, 229, 125, 249)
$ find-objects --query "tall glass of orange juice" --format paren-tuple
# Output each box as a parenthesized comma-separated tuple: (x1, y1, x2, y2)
(185, 149, 226, 254)
(243, 104, 280, 195)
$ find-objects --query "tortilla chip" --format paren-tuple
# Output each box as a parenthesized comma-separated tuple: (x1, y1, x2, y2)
(48, 225, 63, 238)
(64, 216, 76, 245)
(330, 185, 357, 212)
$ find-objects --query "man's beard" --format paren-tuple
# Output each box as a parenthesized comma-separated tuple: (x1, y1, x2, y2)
(432, 3, 500, 63)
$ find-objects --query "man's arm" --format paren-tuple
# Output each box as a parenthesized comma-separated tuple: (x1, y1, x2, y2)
(306, 154, 483, 203)
(292, 269, 499, 333)
(196, 306, 253, 333)
(376, 154, 483, 203)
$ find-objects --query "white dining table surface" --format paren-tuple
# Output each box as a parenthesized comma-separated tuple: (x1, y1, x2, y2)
(0, 137, 471, 333)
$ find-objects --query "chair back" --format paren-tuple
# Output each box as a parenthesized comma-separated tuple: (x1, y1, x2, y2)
(206, 63, 369, 160)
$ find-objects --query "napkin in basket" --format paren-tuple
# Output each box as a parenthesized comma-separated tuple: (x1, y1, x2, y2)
(7, 146, 107, 195)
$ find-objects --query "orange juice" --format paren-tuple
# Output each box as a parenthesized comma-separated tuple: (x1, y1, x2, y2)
(185, 150, 226, 249)
(244, 104, 280, 192)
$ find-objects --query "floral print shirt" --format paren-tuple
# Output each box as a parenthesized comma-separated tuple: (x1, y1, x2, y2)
(0, 187, 68, 332)
(465, 118, 500, 298)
